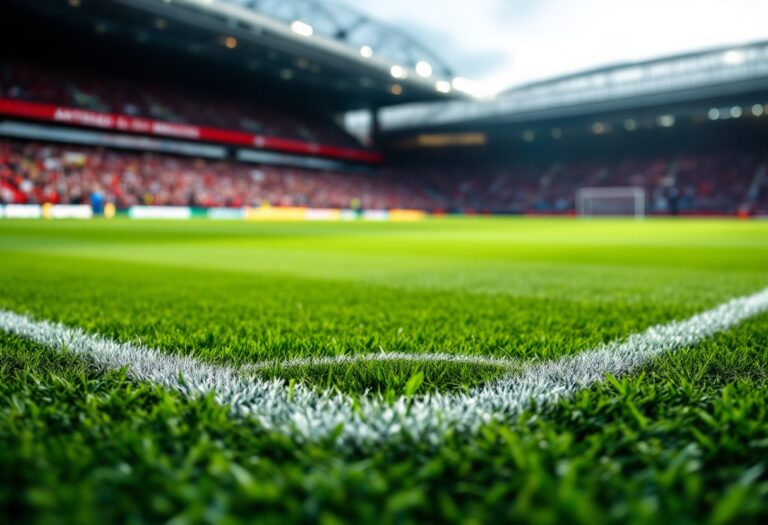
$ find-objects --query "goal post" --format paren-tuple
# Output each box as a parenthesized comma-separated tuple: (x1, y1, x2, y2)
(575, 187, 646, 218)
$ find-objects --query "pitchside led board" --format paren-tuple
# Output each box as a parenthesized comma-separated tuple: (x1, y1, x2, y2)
(125, 206, 426, 221)
(0, 204, 93, 220)
(0, 204, 425, 221)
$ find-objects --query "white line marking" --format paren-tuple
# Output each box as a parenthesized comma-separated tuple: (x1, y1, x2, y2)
(245, 351, 519, 371)
(1, 286, 767, 448)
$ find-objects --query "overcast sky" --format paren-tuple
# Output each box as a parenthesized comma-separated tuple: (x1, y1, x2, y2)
(338, 0, 768, 96)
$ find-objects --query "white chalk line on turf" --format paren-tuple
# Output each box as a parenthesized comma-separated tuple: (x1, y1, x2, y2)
(244, 351, 520, 372)
(1, 285, 768, 449)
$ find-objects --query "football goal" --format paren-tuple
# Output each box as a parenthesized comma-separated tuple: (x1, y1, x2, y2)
(575, 187, 646, 218)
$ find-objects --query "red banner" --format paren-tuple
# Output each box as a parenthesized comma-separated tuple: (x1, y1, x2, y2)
(0, 98, 382, 163)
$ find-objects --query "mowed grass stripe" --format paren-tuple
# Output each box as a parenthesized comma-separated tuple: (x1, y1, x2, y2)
(1, 285, 767, 449)
(2, 219, 767, 305)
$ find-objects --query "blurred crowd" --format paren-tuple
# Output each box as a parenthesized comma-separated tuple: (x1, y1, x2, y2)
(1, 139, 766, 214)
(395, 153, 766, 215)
(0, 63, 358, 148)
(0, 140, 432, 210)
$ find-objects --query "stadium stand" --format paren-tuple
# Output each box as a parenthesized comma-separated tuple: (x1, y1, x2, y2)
(386, 152, 766, 215)
(2, 0, 767, 219)
(1, 138, 764, 215)
(0, 63, 359, 149)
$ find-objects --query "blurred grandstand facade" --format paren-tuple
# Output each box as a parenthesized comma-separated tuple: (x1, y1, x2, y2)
(1, 0, 767, 216)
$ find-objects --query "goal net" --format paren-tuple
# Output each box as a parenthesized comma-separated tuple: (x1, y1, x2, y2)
(575, 187, 646, 218)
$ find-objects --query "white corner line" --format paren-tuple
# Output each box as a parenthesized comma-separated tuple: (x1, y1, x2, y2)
(1, 285, 767, 449)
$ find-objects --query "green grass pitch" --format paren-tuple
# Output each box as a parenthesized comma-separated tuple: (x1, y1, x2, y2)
(1, 217, 768, 524)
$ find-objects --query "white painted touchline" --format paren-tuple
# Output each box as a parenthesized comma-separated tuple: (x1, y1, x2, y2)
(1, 285, 768, 449)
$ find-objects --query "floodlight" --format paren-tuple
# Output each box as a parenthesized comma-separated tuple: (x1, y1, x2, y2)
(722, 50, 745, 65)
(290, 20, 314, 37)
(415, 61, 432, 78)
(390, 65, 405, 79)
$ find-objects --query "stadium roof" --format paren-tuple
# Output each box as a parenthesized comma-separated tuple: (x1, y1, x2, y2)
(378, 39, 768, 130)
(221, 0, 455, 79)
(4, 0, 464, 110)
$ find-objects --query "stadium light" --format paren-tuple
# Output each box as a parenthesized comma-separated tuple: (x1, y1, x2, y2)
(592, 122, 606, 134)
(657, 114, 675, 128)
(452, 77, 471, 91)
(708, 108, 720, 120)
(451, 77, 488, 98)
(390, 83, 403, 95)
(290, 20, 314, 37)
(415, 61, 433, 78)
(722, 50, 746, 65)
(390, 65, 406, 79)
(731, 106, 743, 118)
(522, 130, 535, 142)
(753, 104, 765, 117)
(222, 36, 237, 49)
(435, 80, 451, 93)
(550, 128, 562, 139)
(68, 0, 80, 7)
(624, 119, 638, 131)
(359, 46, 373, 58)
